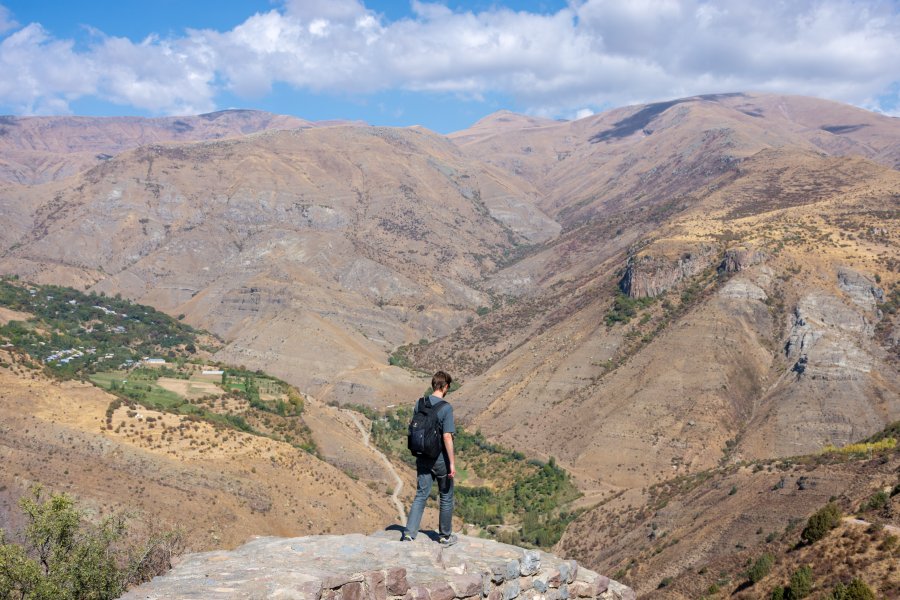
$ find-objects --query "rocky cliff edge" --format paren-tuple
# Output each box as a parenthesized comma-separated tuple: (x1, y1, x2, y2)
(120, 531, 634, 600)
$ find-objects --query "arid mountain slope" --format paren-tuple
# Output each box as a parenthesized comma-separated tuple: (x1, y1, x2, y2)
(0, 124, 558, 405)
(408, 95, 900, 495)
(0, 110, 319, 185)
(1, 93, 897, 490)
(0, 350, 396, 550)
(558, 435, 900, 598)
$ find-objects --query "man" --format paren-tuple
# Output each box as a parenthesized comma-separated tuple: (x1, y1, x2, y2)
(402, 370, 457, 546)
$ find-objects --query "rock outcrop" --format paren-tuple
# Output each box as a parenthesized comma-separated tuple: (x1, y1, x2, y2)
(120, 532, 634, 600)
(719, 245, 766, 273)
(620, 245, 716, 298)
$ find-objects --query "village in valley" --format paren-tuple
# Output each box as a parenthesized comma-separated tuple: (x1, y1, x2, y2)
(0, 276, 315, 452)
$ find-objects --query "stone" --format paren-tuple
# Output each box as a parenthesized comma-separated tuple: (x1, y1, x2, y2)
(387, 568, 410, 596)
(342, 582, 365, 600)
(719, 278, 767, 301)
(405, 586, 430, 600)
(505, 561, 520, 581)
(565, 562, 577, 584)
(520, 551, 540, 576)
(450, 575, 484, 598)
(720, 246, 766, 273)
(427, 582, 456, 600)
(621, 245, 716, 298)
(601, 580, 635, 600)
(481, 573, 492, 597)
(324, 573, 364, 589)
(120, 532, 633, 600)
(491, 565, 507, 584)
(364, 570, 387, 600)
(532, 573, 549, 593)
(502, 579, 521, 600)
(547, 569, 562, 588)
(837, 267, 883, 310)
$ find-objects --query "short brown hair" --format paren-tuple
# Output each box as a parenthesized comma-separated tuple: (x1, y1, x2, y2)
(431, 370, 452, 392)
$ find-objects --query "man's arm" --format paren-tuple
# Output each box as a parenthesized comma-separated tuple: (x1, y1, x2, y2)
(443, 432, 456, 478)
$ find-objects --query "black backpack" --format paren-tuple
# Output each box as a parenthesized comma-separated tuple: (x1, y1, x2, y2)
(407, 397, 447, 458)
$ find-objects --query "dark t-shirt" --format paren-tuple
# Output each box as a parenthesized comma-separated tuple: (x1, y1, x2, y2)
(414, 395, 455, 472)
(415, 395, 455, 435)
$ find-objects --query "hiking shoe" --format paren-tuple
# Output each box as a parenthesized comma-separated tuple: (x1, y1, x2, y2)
(400, 533, 414, 542)
(438, 533, 458, 547)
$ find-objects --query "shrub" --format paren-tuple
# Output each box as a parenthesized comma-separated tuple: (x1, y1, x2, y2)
(771, 586, 785, 600)
(829, 578, 876, 600)
(0, 486, 181, 599)
(748, 553, 775, 584)
(787, 565, 813, 599)
(801, 502, 841, 544)
(859, 490, 889, 512)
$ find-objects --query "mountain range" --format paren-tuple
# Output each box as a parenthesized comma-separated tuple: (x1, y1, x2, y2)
(0, 91, 898, 596)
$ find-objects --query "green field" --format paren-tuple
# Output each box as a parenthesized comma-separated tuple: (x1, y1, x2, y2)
(89, 371, 195, 413)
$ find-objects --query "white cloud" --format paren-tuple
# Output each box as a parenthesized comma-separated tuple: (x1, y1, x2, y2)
(0, 4, 16, 34)
(0, 0, 898, 118)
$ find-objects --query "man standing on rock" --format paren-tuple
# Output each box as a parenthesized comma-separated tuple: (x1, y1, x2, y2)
(402, 370, 457, 546)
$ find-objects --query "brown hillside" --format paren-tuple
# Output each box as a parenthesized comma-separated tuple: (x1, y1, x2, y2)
(558, 440, 900, 598)
(0, 124, 558, 406)
(0, 110, 318, 185)
(0, 349, 396, 550)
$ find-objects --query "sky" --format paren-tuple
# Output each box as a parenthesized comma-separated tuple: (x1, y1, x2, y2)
(0, 0, 898, 133)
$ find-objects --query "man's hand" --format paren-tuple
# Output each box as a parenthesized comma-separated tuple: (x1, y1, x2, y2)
(443, 432, 456, 478)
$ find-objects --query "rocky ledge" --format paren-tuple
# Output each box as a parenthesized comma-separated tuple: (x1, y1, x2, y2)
(120, 531, 634, 600)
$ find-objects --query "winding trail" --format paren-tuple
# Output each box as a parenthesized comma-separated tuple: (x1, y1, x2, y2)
(344, 410, 405, 523)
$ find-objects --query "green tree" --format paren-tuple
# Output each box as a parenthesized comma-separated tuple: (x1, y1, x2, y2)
(786, 565, 813, 600)
(801, 502, 841, 544)
(0, 487, 124, 599)
(0, 486, 181, 599)
(830, 578, 876, 600)
(748, 552, 774, 584)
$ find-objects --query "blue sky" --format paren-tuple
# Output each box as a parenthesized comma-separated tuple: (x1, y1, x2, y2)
(1, 0, 898, 132)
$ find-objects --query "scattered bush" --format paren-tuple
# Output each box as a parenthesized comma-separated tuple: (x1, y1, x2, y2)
(748, 552, 775, 584)
(0, 486, 181, 599)
(787, 565, 813, 599)
(829, 578, 876, 600)
(801, 502, 841, 544)
(859, 490, 889, 512)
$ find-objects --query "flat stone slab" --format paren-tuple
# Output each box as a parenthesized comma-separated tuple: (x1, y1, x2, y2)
(120, 532, 632, 600)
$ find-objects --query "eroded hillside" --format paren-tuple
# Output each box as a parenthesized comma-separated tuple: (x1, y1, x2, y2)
(0, 124, 558, 406)
(0, 348, 396, 550)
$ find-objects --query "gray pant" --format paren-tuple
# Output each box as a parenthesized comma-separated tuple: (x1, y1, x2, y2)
(404, 453, 453, 539)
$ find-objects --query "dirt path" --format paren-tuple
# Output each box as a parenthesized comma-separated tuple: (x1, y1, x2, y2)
(843, 516, 900, 535)
(344, 410, 405, 522)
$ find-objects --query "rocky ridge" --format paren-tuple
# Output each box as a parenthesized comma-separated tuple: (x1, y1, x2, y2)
(120, 532, 633, 600)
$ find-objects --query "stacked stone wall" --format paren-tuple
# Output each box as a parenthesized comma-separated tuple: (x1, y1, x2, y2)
(120, 532, 635, 600)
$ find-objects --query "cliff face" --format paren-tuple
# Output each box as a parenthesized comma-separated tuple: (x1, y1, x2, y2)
(619, 246, 717, 299)
(120, 532, 634, 600)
